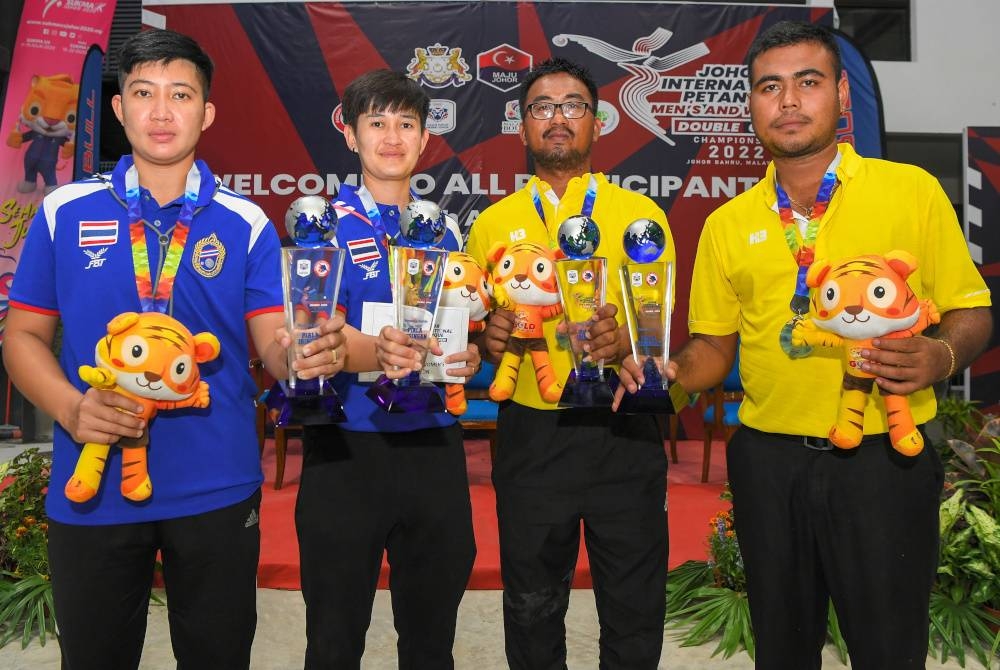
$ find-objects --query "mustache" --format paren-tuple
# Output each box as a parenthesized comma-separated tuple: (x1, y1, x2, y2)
(772, 113, 811, 127)
(543, 127, 574, 139)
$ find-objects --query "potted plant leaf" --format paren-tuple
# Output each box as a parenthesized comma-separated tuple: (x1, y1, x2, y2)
(0, 448, 56, 648)
(929, 398, 1000, 667)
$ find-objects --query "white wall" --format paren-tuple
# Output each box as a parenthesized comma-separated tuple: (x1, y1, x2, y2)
(872, 0, 1000, 134)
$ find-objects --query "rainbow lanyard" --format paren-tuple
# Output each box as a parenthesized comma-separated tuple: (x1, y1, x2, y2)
(775, 170, 837, 315)
(355, 181, 421, 248)
(126, 162, 201, 314)
(531, 173, 598, 226)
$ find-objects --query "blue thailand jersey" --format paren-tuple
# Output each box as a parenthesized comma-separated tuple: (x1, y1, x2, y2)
(331, 183, 461, 433)
(9, 155, 283, 525)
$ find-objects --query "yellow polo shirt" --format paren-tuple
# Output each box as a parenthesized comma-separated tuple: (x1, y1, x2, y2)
(689, 143, 991, 436)
(466, 172, 674, 410)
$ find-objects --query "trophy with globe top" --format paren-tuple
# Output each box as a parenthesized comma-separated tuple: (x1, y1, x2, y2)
(270, 195, 347, 425)
(554, 215, 616, 407)
(366, 200, 449, 413)
(615, 218, 689, 414)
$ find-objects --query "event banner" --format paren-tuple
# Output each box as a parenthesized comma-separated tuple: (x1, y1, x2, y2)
(965, 127, 1000, 409)
(0, 0, 116, 337)
(141, 0, 881, 343)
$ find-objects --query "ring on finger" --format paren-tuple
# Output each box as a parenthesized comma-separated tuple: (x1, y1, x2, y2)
(330, 348, 338, 364)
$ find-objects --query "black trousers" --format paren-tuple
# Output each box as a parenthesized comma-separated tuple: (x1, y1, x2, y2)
(295, 423, 475, 670)
(47, 490, 261, 670)
(728, 427, 944, 670)
(492, 403, 668, 670)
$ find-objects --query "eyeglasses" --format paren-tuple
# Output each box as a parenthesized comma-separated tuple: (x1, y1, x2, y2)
(524, 101, 591, 120)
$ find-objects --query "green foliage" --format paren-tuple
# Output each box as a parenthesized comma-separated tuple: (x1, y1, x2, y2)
(0, 448, 55, 648)
(929, 396, 1000, 667)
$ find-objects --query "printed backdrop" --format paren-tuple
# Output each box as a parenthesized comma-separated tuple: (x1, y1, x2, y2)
(965, 127, 1000, 409)
(141, 0, 884, 350)
(0, 0, 116, 338)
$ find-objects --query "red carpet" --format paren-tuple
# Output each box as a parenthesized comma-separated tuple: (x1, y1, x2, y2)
(258, 437, 729, 590)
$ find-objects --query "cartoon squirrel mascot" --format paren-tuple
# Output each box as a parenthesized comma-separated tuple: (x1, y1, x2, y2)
(486, 241, 564, 403)
(6, 74, 79, 194)
(791, 250, 940, 456)
(440, 252, 490, 415)
(66, 312, 221, 503)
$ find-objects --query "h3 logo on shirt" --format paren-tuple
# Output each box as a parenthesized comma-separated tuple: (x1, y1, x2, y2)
(509, 228, 526, 242)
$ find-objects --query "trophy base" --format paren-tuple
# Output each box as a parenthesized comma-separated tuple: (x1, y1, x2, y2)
(558, 369, 615, 408)
(611, 365, 691, 415)
(366, 375, 446, 413)
(269, 379, 346, 426)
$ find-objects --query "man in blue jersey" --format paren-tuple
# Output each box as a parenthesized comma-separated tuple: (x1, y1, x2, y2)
(293, 69, 478, 669)
(3, 29, 345, 669)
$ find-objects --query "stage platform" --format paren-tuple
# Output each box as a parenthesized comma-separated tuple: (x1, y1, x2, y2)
(257, 436, 729, 590)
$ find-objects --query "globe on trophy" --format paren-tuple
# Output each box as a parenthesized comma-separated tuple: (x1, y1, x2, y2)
(270, 195, 347, 425)
(365, 200, 449, 413)
(554, 215, 615, 407)
(615, 218, 689, 414)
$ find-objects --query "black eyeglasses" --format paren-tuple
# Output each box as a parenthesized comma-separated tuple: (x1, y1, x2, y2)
(524, 101, 591, 120)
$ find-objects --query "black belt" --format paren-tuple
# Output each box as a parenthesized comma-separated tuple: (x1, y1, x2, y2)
(746, 426, 896, 452)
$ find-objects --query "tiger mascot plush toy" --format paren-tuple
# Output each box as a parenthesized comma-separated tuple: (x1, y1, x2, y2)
(486, 240, 564, 403)
(440, 252, 490, 415)
(791, 250, 940, 456)
(67, 312, 221, 503)
(6, 74, 79, 194)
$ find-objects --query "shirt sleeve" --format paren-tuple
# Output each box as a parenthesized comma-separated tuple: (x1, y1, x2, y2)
(688, 214, 741, 336)
(8, 206, 58, 314)
(918, 180, 991, 312)
(244, 219, 284, 317)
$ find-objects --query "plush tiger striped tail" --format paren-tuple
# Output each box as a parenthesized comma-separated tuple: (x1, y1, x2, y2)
(445, 383, 467, 415)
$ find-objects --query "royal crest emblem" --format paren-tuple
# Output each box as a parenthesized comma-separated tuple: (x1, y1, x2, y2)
(192, 233, 226, 278)
(407, 43, 472, 89)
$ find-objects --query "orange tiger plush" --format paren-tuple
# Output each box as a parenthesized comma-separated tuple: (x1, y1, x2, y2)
(67, 312, 221, 503)
(486, 240, 564, 403)
(791, 250, 940, 455)
(440, 252, 490, 415)
(6, 74, 79, 194)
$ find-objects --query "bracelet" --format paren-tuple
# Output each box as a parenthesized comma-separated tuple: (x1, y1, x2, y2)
(934, 337, 957, 381)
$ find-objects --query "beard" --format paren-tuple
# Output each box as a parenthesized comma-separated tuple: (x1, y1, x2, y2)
(529, 130, 591, 172)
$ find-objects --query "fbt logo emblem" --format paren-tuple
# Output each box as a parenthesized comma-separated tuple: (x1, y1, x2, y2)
(477, 44, 532, 92)
(296, 259, 312, 277)
(426, 99, 456, 135)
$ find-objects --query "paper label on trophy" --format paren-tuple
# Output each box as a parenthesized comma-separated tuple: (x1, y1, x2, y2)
(358, 303, 469, 383)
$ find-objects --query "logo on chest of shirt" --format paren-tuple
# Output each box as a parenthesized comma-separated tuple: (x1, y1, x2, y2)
(78, 220, 117, 270)
(192, 233, 226, 278)
(347, 237, 381, 265)
(358, 260, 380, 281)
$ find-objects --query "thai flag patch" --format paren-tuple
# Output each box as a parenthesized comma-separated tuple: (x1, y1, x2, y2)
(78, 220, 119, 247)
(347, 237, 381, 264)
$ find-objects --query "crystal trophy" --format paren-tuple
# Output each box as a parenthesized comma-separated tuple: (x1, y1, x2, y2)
(271, 195, 347, 425)
(366, 200, 449, 413)
(615, 218, 689, 414)
(554, 215, 615, 407)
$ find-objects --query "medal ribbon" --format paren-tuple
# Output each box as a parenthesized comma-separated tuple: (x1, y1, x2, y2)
(126, 162, 201, 314)
(531, 174, 598, 225)
(356, 181, 421, 248)
(775, 170, 837, 315)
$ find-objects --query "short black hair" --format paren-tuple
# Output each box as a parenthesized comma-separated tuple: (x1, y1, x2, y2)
(518, 58, 599, 118)
(341, 70, 430, 131)
(745, 21, 843, 82)
(117, 29, 214, 100)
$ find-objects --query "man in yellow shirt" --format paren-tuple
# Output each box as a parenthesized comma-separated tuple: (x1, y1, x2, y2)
(465, 58, 674, 669)
(618, 21, 991, 669)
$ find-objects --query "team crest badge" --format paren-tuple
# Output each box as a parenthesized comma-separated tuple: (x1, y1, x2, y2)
(407, 43, 472, 89)
(192, 233, 226, 278)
